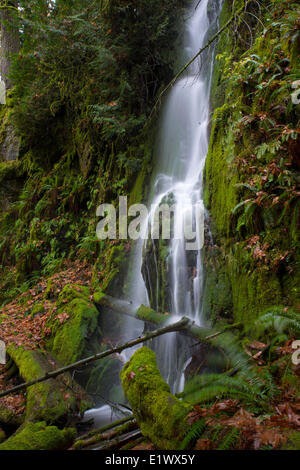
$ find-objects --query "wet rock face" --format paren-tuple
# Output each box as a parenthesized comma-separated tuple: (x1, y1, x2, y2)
(0, 124, 19, 162)
(141, 235, 199, 315)
(142, 237, 172, 313)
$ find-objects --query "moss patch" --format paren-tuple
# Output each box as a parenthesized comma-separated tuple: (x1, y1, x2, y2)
(45, 284, 100, 365)
(136, 305, 171, 325)
(121, 347, 191, 450)
(0, 421, 76, 450)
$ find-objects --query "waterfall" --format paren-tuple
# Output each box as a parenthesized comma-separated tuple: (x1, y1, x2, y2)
(127, 0, 222, 392)
(84, 0, 222, 426)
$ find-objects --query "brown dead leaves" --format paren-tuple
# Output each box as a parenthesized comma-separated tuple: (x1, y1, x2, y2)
(189, 395, 300, 450)
(0, 260, 92, 350)
(0, 260, 93, 415)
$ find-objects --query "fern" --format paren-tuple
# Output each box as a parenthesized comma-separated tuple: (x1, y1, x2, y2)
(255, 307, 300, 339)
(217, 427, 240, 450)
(180, 368, 276, 411)
(179, 419, 207, 450)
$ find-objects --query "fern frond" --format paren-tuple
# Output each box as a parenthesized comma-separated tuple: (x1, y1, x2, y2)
(256, 307, 300, 339)
(179, 418, 207, 450)
(217, 427, 240, 450)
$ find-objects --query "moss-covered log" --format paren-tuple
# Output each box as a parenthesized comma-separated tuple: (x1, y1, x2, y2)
(6, 345, 90, 425)
(74, 419, 138, 450)
(121, 347, 192, 450)
(96, 294, 251, 374)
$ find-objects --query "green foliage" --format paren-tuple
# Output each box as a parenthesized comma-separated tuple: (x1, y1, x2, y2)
(180, 369, 278, 413)
(203, 0, 300, 326)
(254, 306, 300, 340)
(179, 418, 206, 450)
(9, 0, 185, 169)
(217, 426, 240, 450)
(0, 421, 76, 451)
(0, 0, 185, 293)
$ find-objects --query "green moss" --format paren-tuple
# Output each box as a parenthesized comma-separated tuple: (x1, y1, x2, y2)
(136, 304, 171, 325)
(203, 0, 300, 330)
(204, 104, 239, 239)
(46, 284, 100, 365)
(93, 289, 105, 304)
(30, 302, 45, 318)
(0, 429, 5, 444)
(0, 407, 24, 430)
(282, 432, 300, 450)
(100, 244, 128, 294)
(0, 421, 76, 451)
(57, 284, 91, 304)
(128, 150, 151, 206)
(121, 347, 191, 450)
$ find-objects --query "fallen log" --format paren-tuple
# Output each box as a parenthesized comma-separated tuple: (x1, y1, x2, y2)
(93, 429, 143, 451)
(95, 294, 226, 344)
(75, 415, 134, 442)
(74, 419, 138, 450)
(121, 346, 192, 450)
(0, 317, 191, 399)
(96, 295, 251, 374)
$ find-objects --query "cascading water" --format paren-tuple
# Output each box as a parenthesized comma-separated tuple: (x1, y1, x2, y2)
(84, 0, 221, 427)
(138, 0, 222, 392)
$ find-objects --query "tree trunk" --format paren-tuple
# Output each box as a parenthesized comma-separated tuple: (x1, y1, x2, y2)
(1, 1, 20, 89)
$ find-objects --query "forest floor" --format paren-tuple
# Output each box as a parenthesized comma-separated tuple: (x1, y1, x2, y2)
(0, 260, 93, 415)
(0, 262, 299, 450)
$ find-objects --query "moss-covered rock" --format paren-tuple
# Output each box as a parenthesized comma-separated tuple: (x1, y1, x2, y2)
(121, 347, 191, 449)
(0, 106, 20, 163)
(45, 284, 101, 365)
(0, 421, 76, 451)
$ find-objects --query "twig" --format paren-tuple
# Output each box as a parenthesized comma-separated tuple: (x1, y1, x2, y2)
(76, 415, 134, 442)
(93, 429, 143, 451)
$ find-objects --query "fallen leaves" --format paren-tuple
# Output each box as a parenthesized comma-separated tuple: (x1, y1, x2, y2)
(127, 371, 136, 380)
(188, 387, 300, 450)
(0, 260, 93, 416)
(57, 312, 70, 324)
(0, 260, 92, 350)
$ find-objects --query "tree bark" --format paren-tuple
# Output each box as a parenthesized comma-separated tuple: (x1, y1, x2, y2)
(1, 1, 20, 89)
